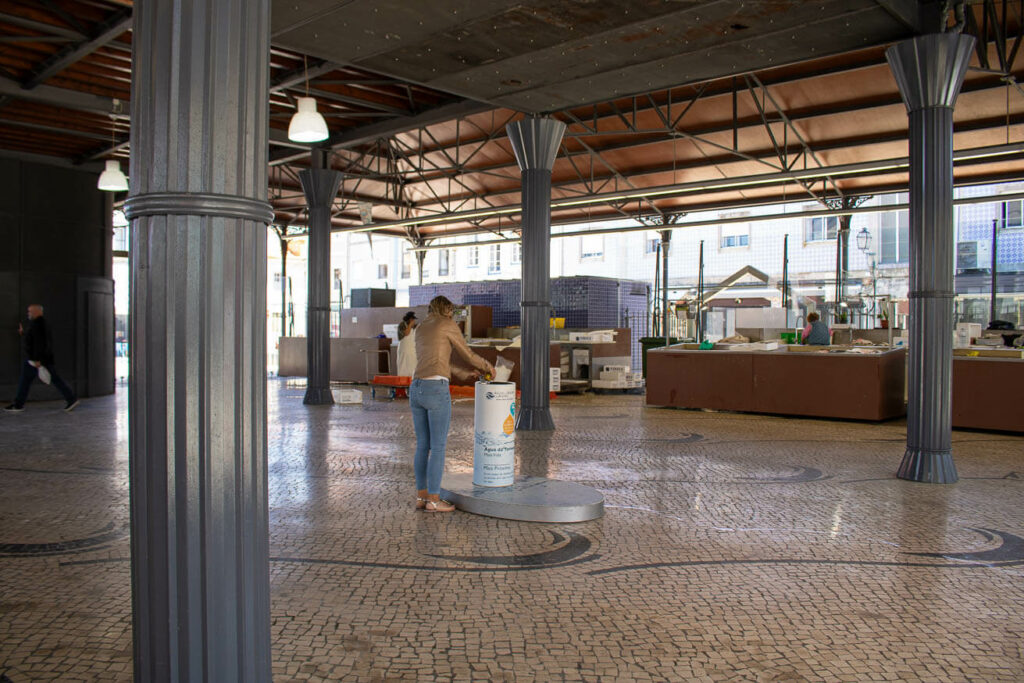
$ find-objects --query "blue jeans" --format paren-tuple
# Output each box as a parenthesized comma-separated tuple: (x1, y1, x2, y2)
(13, 361, 76, 408)
(409, 379, 452, 495)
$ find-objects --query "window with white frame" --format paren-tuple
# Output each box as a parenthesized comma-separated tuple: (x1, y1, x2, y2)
(438, 249, 450, 275)
(806, 215, 840, 242)
(879, 210, 909, 264)
(378, 263, 388, 279)
(467, 246, 479, 267)
(1004, 199, 1023, 228)
(511, 243, 521, 265)
(112, 226, 129, 252)
(719, 223, 750, 249)
(645, 236, 660, 255)
(580, 234, 604, 260)
(488, 244, 501, 274)
(401, 251, 412, 279)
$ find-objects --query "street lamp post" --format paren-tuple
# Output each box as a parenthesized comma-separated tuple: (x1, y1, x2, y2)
(856, 227, 877, 325)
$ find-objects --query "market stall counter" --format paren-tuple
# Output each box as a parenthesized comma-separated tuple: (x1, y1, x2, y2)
(646, 345, 907, 421)
(952, 352, 1024, 432)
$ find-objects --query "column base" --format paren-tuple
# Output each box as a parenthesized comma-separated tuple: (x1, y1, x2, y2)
(515, 407, 555, 431)
(302, 387, 335, 405)
(897, 447, 958, 484)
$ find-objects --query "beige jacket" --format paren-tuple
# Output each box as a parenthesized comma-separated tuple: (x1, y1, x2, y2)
(413, 314, 490, 380)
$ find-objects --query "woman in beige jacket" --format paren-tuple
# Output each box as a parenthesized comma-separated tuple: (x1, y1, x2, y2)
(411, 296, 494, 512)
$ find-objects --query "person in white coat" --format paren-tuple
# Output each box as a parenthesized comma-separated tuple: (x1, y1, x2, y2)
(396, 311, 418, 377)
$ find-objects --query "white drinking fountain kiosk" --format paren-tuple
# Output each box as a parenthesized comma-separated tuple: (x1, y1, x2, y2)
(473, 381, 517, 487)
(440, 380, 605, 522)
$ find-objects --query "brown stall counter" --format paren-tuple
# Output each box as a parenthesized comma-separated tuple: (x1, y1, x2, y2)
(646, 347, 906, 421)
(953, 357, 1024, 433)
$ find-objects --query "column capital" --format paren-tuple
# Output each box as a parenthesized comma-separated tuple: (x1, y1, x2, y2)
(886, 33, 975, 111)
(505, 117, 566, 172)
(298, 168, 342, 208)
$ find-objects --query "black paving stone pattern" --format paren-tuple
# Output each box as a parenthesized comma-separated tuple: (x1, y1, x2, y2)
(1, 380, 1023, 681)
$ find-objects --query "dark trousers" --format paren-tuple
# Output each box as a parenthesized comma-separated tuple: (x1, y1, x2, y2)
(13, 361, 76, 408)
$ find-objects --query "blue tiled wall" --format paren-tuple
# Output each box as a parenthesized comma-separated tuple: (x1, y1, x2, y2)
(411, 276, 650, 370)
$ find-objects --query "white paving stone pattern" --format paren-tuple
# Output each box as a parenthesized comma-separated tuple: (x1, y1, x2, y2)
(1, 380, 1023, 681)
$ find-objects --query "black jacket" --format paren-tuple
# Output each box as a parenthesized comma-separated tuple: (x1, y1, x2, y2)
(23, 317, 55, 366)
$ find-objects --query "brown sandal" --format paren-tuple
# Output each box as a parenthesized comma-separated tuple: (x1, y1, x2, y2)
(423, 499, 455, 513)
(416, 497, 427, 510)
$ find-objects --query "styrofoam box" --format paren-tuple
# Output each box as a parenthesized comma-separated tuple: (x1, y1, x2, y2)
(569, 331, 615, 343)
(601, 364, 630, 374)
(332, 388, 363, 404)
(592, 378, 643, 389)
(601, 371, 627, 381)
(550, 367, 561, 392)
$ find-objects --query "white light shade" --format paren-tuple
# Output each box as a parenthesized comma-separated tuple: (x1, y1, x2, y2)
(288, 97, 329, 142)
(97, 159, 129, 192)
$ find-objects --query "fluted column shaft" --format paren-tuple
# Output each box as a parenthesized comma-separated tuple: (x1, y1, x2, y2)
(123, 0, 273, 680)
(506, 118, 566, 431)
(301, 165, 342, 405)
(887, 33, 974, 484)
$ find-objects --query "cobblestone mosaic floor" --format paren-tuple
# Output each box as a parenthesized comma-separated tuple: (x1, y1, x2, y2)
(1, 379, 1023, 681)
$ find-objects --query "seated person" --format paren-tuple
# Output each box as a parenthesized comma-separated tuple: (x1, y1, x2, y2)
(802, 312, 832, 345)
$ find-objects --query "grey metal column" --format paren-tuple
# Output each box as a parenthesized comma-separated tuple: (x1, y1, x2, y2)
(123, 0, 273, 680)
(661, 230, 671, 346)
(301, 150, 342, 405)
(887, 33, 974, 484)
(507, 117, 566, 431)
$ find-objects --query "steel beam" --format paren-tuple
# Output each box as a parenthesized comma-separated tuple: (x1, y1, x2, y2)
(269, 98, 493, 165)
(887, 32, 974, 484)
(0, 74, 127, 116)
(22, 8, 132, 90)
(123, 0, 273, 680)
(0, 12, 85, 40)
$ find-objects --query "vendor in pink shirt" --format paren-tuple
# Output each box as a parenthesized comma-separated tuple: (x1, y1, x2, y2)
(801, 311, 832, 345)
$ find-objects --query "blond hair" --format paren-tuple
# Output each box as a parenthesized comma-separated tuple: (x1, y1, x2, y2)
(428, 295, 455, 318)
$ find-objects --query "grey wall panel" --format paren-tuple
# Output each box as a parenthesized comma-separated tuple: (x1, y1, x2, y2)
(0, 157, 20, 212)
(20, 218, 107, 276)
(77, 277, 115, 398)
(0, 158, 114, 403)
(20, 162, 105, 225)
(0, 212, 18, 271)
(0, 270, 20, 398)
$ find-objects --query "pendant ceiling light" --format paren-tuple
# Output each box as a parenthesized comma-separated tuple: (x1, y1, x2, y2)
(97, 113, 128, 192)
(97, 159, 129, 192)
(288, 97, 329, 142)
(288, 55, 329, 143)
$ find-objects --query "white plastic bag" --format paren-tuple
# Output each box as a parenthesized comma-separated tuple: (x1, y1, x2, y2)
(34, 362, 52, 385)
(493, 356, 514, 383)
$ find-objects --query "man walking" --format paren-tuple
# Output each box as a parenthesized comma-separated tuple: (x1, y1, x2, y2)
(5, 304, 79, 412)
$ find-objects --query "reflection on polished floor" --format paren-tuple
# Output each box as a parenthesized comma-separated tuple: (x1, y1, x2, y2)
(1, 379, 1023, 682)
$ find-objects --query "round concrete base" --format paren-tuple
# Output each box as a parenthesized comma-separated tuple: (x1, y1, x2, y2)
(440, 473, 604, 523)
